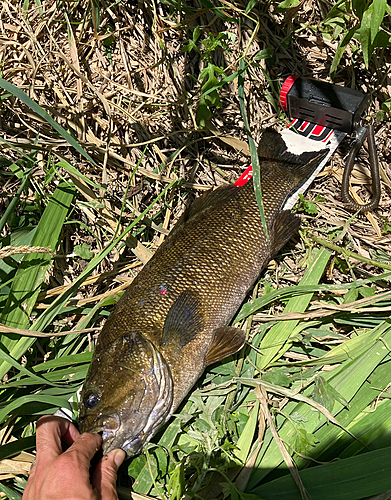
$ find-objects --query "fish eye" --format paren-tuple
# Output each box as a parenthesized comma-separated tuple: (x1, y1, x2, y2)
(85, 393, 100, 409)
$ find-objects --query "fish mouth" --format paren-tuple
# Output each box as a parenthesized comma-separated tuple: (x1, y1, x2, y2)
(81, 413, 121, 442)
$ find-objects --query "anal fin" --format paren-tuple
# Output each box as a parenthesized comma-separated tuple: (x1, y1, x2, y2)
(205, 327, 246, 366)
(271, 210, 301, 256)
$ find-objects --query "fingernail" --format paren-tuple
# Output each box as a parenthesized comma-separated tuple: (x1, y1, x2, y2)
(113, 449, 126, 468)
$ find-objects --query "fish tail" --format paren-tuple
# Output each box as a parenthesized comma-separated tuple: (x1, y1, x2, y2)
(258, 127, 328, 181)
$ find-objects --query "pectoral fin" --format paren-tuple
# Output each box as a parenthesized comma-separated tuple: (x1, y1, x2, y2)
(162, 289, 204, 348)
(205, 327, 246, 366)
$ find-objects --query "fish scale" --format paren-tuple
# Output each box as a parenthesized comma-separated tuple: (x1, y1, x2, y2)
(79, 128, 328, 456)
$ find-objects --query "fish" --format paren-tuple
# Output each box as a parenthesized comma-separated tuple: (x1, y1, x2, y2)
(78, 128, 327, 456)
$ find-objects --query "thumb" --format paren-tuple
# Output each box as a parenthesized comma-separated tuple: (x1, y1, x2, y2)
(91, 449, 126, 500)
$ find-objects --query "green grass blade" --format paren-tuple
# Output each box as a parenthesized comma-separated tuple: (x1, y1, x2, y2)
(247, 325, 391, 487)
(0, 181, 75, 379)
(235, 271, 391, 322)
(233, 400, 259, 464)
(251, 447, 391, 500)
(279, 319, 390, 367)
(0, 168, 32, 234)
(294, 358, 391, 468)
(0, 436, 36, 461)
(237, 57, 269, 244)
(0, 484, 23, 500)
(0, 347, 61, 387)
(0, 394, 72, 424)
(257, 248, 331, 369)
(0, 78, 95, 165)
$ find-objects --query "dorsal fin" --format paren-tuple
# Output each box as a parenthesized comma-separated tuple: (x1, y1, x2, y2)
(178, 184, 239, 227)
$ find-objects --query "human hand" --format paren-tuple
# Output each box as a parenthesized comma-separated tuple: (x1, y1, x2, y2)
(23, 415, 126, 500)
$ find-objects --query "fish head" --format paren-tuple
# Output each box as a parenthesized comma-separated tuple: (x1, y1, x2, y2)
(79, 331, 173, 457)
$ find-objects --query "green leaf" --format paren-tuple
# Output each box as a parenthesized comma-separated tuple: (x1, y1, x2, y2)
(0, 79, 95, 165)
(247, 325, 390, 488)
(372, 28, 391, 48)
(359, 4, 372, 68)
(250, 447, 391, 500)
(291, 426, 319, 454)
(74, 243, 94, 260)
(311, 376, 349, 413)
(275, 0, 300, 12)
(0, 394, 71, 424)
(0, 181, 75, 380)
(56, 161, 104, 190)
(370, 0, 387, 45)
(330, 26, 359, 79)
(0, 436, 36, 461)
(262, 368, 291, 388)
(0, 167, 32, 235)
(233, 401, 259, 464)
(245, 0, 258, 14)
(257, 248, 331, 369)
(0, 484, 23, 500)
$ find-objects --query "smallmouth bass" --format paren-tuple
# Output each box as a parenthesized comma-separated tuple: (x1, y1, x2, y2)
(79, 128, 327, 456)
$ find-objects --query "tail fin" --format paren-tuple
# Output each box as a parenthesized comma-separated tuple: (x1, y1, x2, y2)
(256, 128, 329, 209)
(258, 127, 328, 173)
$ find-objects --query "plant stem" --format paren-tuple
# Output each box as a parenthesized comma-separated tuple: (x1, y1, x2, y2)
(309, 234, 391, 271)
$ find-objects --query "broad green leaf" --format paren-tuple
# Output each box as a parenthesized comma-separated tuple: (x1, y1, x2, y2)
(74, 243, 94, 260)
(295, 357, 391, 467)
(251, 447, 391, 500)
(330, 27, 359, 79)
(291, 425, 319, 454)
(247, 326, 390, 487)
(233, 400, 259, 464)
(257, 248, 331, 369)
(370, 0, 387, 44)
(0, 181, 75, 379)
(340, 398, 390, 458)
(245, 0, 258, 14)
(276, 0, 300, 11)
(131, 419, 182, 494)
(359, 4, 372, 68)
(262, 368, 291, 388)
(311, 376, 348, 413)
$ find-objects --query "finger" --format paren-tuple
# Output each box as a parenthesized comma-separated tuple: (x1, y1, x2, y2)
(91, 449, 125, 500)
(62, 421, 80, 448)
(35, 415, 74, 466)
(62, 432, 103, 471)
